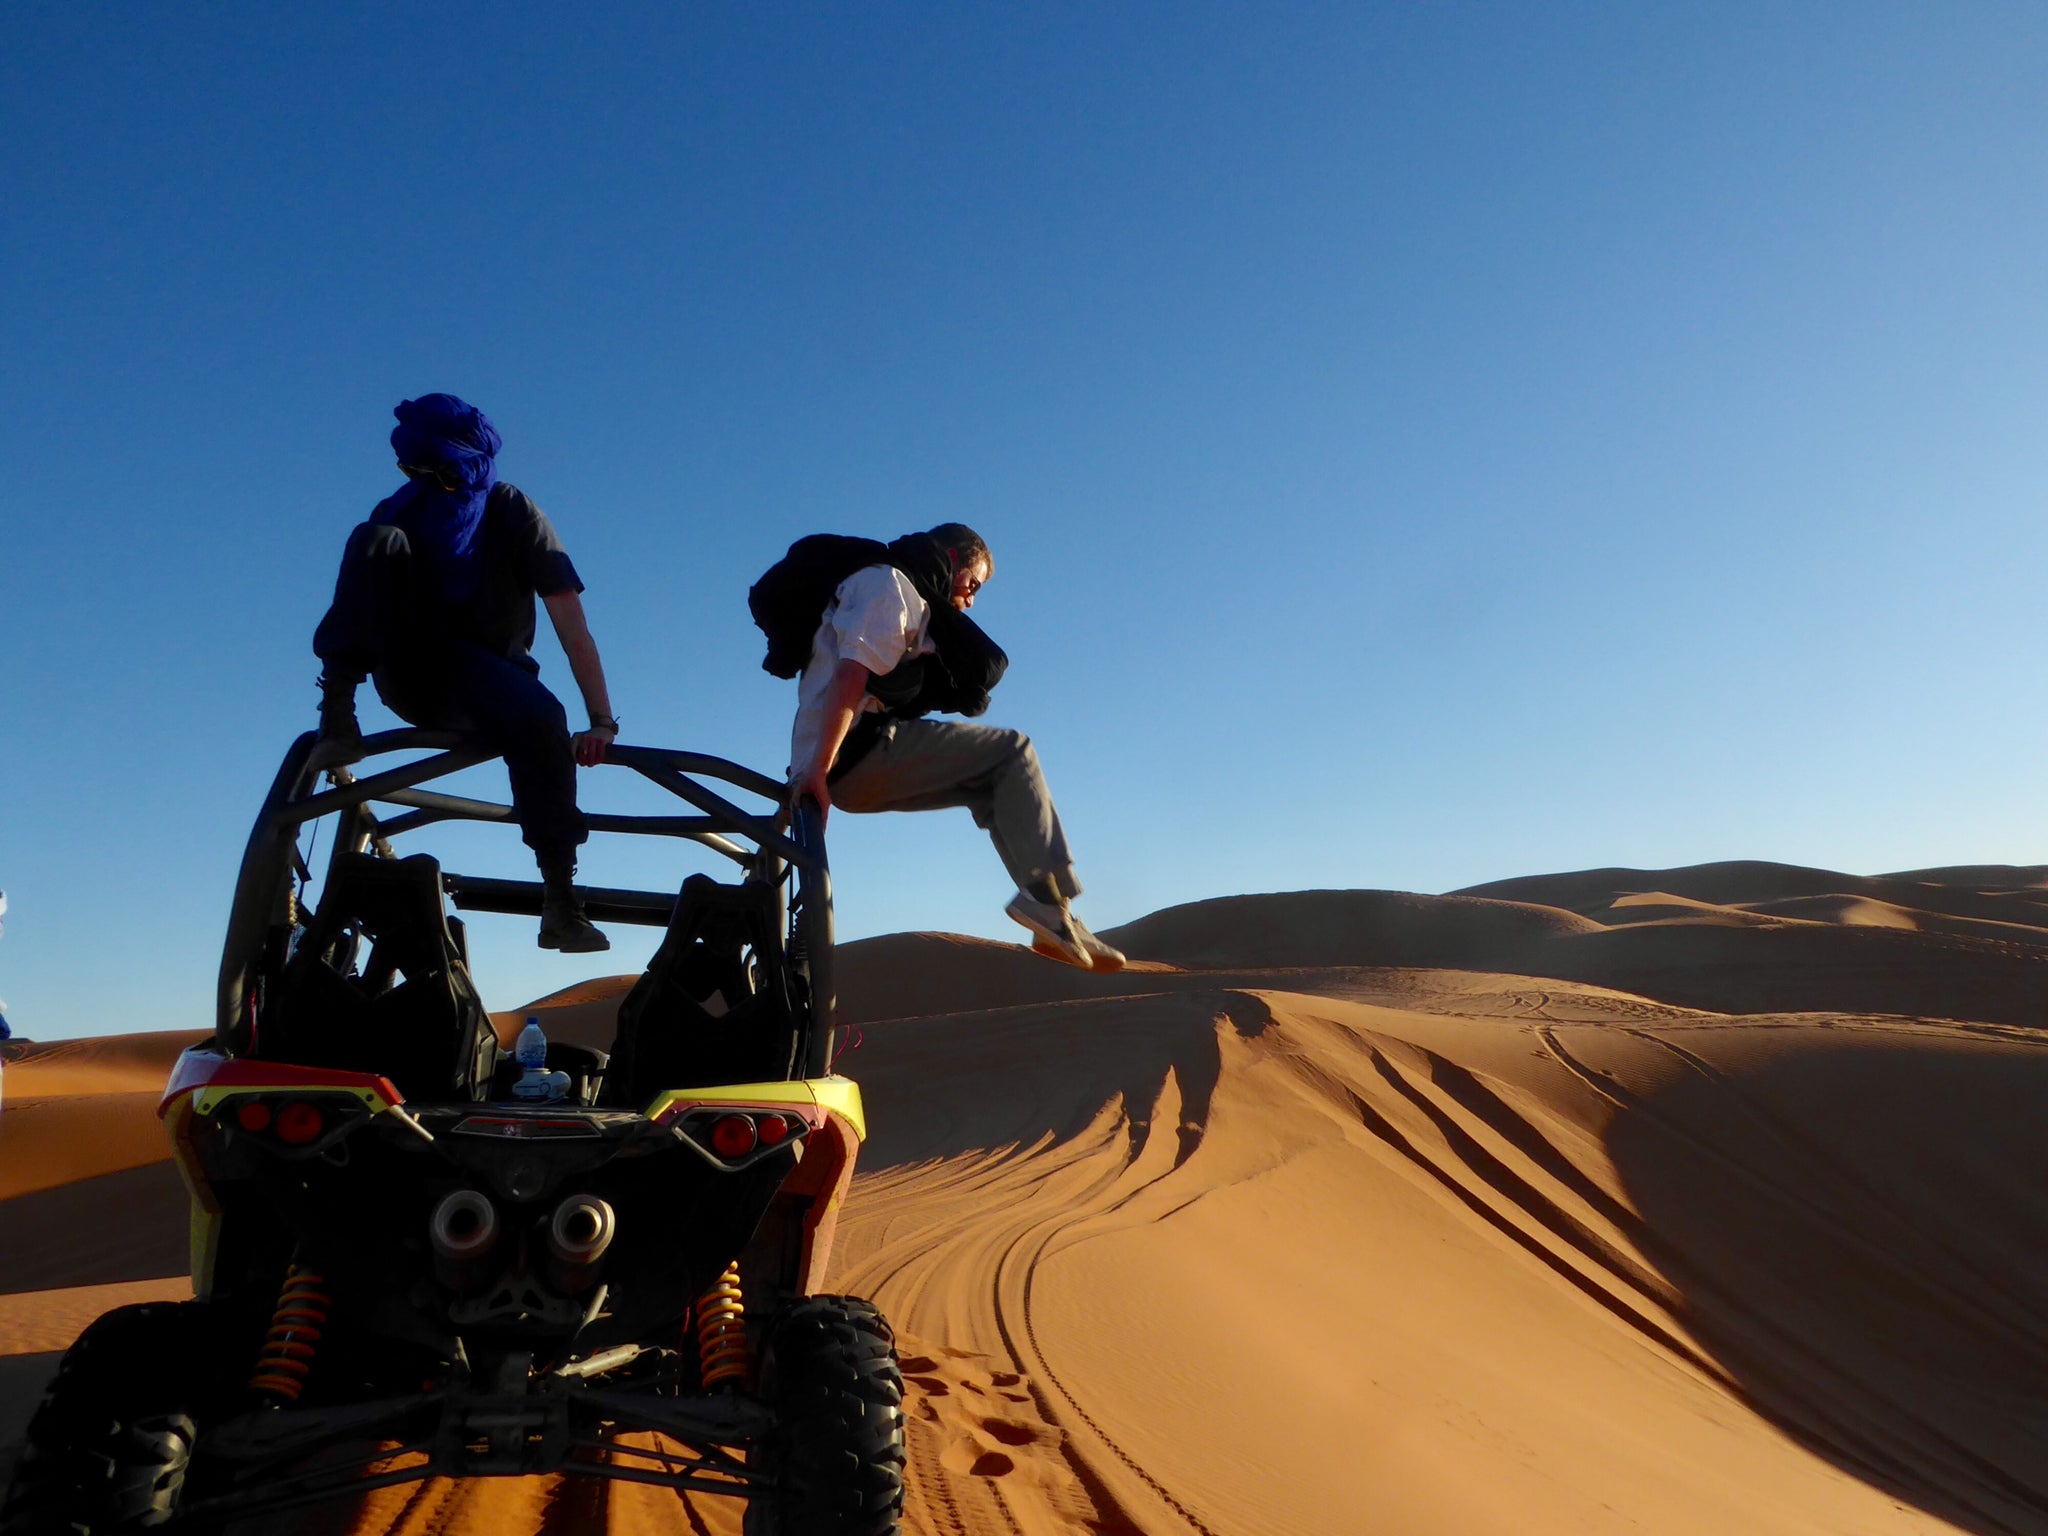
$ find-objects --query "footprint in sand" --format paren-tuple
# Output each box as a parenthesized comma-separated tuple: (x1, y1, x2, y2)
(943, 1443, 1018, 1478)
(898, 1333, 1063, 1486)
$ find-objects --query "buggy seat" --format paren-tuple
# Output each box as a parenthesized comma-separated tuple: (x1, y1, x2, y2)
(605, 874, 800, 1104)
(258, 851, 499, 1103)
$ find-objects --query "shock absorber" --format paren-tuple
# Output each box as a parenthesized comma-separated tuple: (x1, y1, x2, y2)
(696, 1261, 749, 1389)
(249, 1263, 330, 1403)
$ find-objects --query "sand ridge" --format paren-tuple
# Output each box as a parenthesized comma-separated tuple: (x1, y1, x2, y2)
(7, 861, 2048, 1534)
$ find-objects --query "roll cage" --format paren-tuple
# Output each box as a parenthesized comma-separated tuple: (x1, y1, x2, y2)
(217, 729, 834, 1078)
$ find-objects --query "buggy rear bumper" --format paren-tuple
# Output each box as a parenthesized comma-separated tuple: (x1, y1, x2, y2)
(182, 1375, 773, 1527)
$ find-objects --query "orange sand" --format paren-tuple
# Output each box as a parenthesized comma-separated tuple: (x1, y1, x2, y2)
(7, 862, 2048, 1534)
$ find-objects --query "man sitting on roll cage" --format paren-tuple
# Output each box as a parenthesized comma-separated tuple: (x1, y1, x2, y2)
(311, 393, 618, 954)
(772, 523, 1125, 972)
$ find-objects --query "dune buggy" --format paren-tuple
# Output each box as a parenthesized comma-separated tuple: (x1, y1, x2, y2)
(0, 728, 904, 1535)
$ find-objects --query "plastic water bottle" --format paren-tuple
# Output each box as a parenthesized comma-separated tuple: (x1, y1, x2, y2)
(510, 1017, 571, 1102)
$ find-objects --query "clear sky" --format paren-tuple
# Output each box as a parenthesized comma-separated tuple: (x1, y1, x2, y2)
(5, 2, 2048, 1040)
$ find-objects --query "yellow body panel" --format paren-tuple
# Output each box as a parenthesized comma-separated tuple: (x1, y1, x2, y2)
(162, 1094, 225, 1296)
(643, 1075, 866, 1142)
(192, 1084, 395, 1117)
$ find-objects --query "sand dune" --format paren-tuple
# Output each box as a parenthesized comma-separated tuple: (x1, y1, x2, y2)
(0, 1029, 207, 1204)
(8, 862, 2048, 1534)
(0, 1093, 182, 1203)
(1609, 887, 1802, 920)
(487, 973, 639, 1051)
(1103, 879, 2048, 1026)
(1462, 858, 2048, 939)
(6, 1030, 204, 1098)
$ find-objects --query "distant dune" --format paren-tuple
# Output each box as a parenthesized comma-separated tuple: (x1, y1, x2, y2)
(7, 861, 2048, 1534)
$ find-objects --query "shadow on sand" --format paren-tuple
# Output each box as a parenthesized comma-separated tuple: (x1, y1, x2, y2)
(1606, 1028, 2048, 1535)
(850, 988, 1276, 1172)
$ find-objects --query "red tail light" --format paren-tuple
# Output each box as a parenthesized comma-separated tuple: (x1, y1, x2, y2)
(709, 1114, 758, 1158)
(236, 1100, 274, 1133)
(274, 1102, 325, 1146)
(755, 1113, 789, 1146)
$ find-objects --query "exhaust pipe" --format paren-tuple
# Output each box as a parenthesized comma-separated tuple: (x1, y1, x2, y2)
(430, 1189, 499, 1289)
(544, 1193, 616, 1292)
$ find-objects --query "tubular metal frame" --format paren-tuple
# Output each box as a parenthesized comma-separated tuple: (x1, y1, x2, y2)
(217, 729, 835, 1075)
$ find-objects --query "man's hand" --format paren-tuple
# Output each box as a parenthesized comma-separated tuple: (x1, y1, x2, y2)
(790, 658, 869, 828)
(789, 764, 833, 827)
(573, 723, 616, 767)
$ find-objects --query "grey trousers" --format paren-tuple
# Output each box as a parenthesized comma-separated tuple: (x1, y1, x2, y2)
(829, 718, 1081, 901)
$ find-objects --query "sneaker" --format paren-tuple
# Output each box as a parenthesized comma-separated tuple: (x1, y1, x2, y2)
(1064, 913, 1126, 974)
(539, 890, 610, 953)
(1004, 891, 1094, 971)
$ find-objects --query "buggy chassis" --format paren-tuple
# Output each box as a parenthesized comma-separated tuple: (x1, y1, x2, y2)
(2, 729, 905, 1536)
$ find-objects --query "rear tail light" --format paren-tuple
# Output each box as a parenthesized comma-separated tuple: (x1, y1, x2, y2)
(709, 1114, 758, 1158)
(274, 1102, 326, 1146)
(659, 1104, 811, 1158)
(236, 1101, 274, 1133)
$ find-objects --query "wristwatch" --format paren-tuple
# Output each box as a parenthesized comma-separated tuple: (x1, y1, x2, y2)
(588, 714, 620, 734)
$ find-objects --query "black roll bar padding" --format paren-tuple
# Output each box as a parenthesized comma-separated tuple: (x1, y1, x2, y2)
(218, 730, 323, 1051)
(789, 798, 837, 1076)
(444, 876, 678, 927)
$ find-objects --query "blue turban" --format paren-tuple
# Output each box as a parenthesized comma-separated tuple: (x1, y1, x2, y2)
(376, 393, 502, 603)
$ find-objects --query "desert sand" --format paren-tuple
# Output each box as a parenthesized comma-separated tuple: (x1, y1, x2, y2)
(7, 860, 2048, 1535)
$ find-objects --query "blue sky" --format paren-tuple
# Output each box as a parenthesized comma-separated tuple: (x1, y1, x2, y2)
(5, 2, 2048, 1039)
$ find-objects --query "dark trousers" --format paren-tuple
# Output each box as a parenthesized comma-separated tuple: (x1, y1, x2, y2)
(313, 523, 587, 862)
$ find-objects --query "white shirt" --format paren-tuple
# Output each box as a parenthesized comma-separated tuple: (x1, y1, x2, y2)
(788, 565, 934, 775)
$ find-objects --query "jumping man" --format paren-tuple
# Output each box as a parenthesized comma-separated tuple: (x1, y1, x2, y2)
(780, 524, 1124, 972)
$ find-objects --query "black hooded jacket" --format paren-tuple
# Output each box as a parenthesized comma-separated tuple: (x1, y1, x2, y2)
(749, 532, 1008, 719)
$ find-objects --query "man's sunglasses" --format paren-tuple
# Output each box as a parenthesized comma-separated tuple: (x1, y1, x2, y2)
(397, 461, 462, 492)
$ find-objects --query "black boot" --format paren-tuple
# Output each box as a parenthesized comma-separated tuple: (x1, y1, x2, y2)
(537, 855, 609, 953)
(316, 669, 362, 745)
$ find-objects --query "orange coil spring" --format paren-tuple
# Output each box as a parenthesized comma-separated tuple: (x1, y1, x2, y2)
(696, 1262, 749, 1388)
(249, 1265, 330, 1402)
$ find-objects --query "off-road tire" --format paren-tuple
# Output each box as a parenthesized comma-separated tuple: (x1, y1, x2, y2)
(1, 1302, 221, 1535)
(744, 1295, 905, 1536)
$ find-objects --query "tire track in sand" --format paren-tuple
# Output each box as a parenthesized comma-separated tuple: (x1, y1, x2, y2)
(834, 1056, 1230, 1536)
